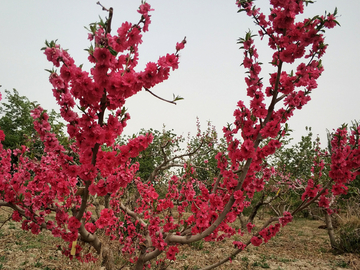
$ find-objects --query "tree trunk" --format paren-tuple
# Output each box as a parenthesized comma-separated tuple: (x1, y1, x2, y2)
(104, 193, 110, 209)
(102, 245, 116, 270)
(238, 212, 247, 231)
(323, 209, 337, 249)
(247, 193, 265, 224)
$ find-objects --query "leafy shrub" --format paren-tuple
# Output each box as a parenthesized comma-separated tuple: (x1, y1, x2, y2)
(336, 218, 360, 254)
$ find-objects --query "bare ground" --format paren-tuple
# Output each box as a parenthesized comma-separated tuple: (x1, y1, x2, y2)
(0, 208, 359, 270)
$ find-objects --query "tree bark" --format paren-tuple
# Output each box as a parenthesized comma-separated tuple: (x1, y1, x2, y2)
(238, 212, 247, 231)
(247, 192, 265, 224)
(323, 209, 337, 249)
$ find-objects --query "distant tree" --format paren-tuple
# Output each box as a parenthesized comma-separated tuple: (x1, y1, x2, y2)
(117, 120, 223, 191)
(184, 120, 225, 186)
(117, 127, 184, 183)
(269, 127, 330, 218)
(0, 89, 38, 150)
(0, 89, 67, 160)
(327, 121, 360, 202)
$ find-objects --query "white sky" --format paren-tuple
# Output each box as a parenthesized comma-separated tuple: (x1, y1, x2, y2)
(1, 1, 359, 146)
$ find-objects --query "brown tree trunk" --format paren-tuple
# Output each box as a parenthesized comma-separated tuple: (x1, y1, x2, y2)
(323, 209, 337, 249)
(102, 245, 116, 270)
(104, 193, 110, 209)
(238, 212, 247, 231)
(247, 192, 265, 224)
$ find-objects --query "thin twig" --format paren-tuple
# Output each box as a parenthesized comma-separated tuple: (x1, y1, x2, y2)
(97, 2, 113, 34)
(0, 215, 12, 230)
(97, 1, 108, 11)
(144, 87, 177, 105)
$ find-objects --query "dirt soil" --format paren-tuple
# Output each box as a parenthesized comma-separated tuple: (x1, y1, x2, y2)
(0, 208, 359, 270)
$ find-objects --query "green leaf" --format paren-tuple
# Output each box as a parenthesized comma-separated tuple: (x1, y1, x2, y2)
(109, 47, 118, 56)
(172, 94, 184, 103)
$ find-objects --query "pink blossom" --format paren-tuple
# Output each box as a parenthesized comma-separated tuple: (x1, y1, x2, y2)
(166, 246, 179, 261)
(68, 217, 81, 231)
(279, 211, 293, 227)
(324, 14, 337, 29)
(12, 211, 22, 222)
(233, 241, 246, 250)
(251, 236, 262, 246)
(85, 223, 96, 234)
(247, 222, 255, 233)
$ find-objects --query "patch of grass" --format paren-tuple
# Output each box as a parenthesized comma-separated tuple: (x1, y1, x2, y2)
(43, 267, 56, 270)
(279, 257, 293, 263)
(241, 256, 249, 268)
(252, 254, 270, 268)
(233, 235, 241, 241)
(15, 231, 25, 238)
(0, 257, 5, 262)
(34, 261, 43, 267)
(178, 254, 188, 260)
(269, 254, 276, 260)
(334, 260, 349, 268)
(19, 242, 43, 252)
(297, 231, 305, 236)
(337, 221, 360, 253)
(252, 261, 270, 268)
(190, 240, 204, 250)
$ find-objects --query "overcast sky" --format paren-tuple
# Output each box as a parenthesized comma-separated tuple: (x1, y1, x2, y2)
(1, 0, 359, 146)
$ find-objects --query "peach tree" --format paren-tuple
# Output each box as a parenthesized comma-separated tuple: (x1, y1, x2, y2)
(0, 1, 359, 270)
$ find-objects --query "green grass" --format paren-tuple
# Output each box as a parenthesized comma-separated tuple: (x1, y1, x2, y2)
(252, 261, 270, 268)
(251, 254, 271, 268)
(334, 260, 349, 268)
(190, 240, 204, 250)
(42, 267, 56, 270)
(279, 257, 293, 263)
(178, 254, 188, 260)
(34, 261, 43, 267)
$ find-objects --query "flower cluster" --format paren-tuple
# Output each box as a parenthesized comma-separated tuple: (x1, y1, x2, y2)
(329, 126, 360, 195)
